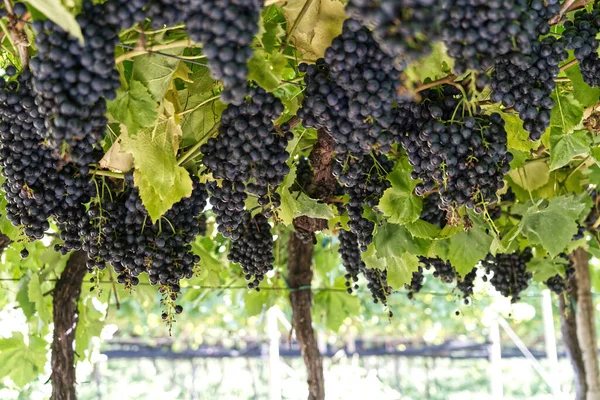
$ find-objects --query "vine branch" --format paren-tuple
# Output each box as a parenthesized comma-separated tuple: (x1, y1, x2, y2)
(3, 0, 28, 67)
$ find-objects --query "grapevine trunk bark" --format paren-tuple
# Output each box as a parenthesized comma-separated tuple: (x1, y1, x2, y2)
(559, 272, 587, 400)
(51, 250, 88, 400)
(287, 233, 325, 400)
(571, 248, 600, 400)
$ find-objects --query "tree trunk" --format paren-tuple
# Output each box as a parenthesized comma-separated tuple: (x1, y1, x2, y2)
(572, 248, 600, 400)
(559, 278, 587, 400)
(287, 233, 324, 400)
(51, 250, 88, 400)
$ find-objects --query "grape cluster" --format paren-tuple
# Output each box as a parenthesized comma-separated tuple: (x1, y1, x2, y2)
(544, 254, 575, 295)
(0, 71, 94, 244)
(185, 0, 261, 104)
(363, 265, 391, 306)
(145, 0, 188, 30)
(490, 36, 568, 141)
(228, 212, 274, 289)
(30, 1, 120, 166)
(345, 0, 443, 60)
(439, 0, 558, 74)
(338, 229, 363, 294)
(103, 0, 147, 30)
(562, 7, 600, 87)
(420, 193, 448, 228)
(202, 86, 288, 237)
(405, 267, 424, 299)
(299, 19, 402, 158)
(420, 256, 455, 283)
(398, 87, 511, 211)
(456, 267, 477, 302)
(82, 174, 208, 295)
(482, 248, 533, 302)
(291, 157, 313, 193)
(335, 154, 393, 251)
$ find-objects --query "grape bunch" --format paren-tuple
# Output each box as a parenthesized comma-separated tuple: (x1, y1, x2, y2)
(103, 0, 147, 30)
(456, 267, 477, 302)
(185, 0, 261, 104)
(0, 71, 94, 244)
(338, 229, 363, 294)
(420, 257, 455, 283)
(482, 248, 533, 302)
(298, 19, 402, 158)
(228, 212, 274, 289)
(397, 87, 511, 212)
(82, 173, 208, 296)
(563, 7, 600, 87)
(345, 0, 443, 60)
(335, 153, 393, 251)
(544, 254, 575, 295)
(490, 36, 568, 141)
(420, 193, 448, 228)
(30, 1, 120, 166)
(291, 157, 313, 193)
(201, 86, 289, 237)
(405, 267, 424, 299)
(439, 0, 558, 74)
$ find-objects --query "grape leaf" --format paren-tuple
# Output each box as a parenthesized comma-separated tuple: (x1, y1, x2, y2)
(405, 43, 455, 84)
(179, 90, 225, 148)
(373, 222, 430, 258)
(108, 79, 158, 136)
(518, 196, 586, 257)
(549, 128, 590, 171)
(550, 91, 583, 134)
(386, 253, 420, 289)
(526, 257, 569, 283)
(281, 0, 346, 59)
(378, 167, 422, 225)
(564, 65, 600, 107)
(28, 273, 50, 324)
(0, 333, 47, 388)
(75, 299, 105, 362)
(433, 227, 493, 277)
(313, 277, 359, 331)
(405, 220, 442, 239)
(278, 190, 335, 226)
(132, 48, 184, 102)
(120, 111, 193, 222)
(501, 112, 538, 153)
(248, 49, 288, 91)
(26, 0, 83, 42)
(258, 10, 286, 53)
(508, 159, 550, 191)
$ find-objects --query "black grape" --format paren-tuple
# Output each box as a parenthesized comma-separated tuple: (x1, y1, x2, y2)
(482, 248, 533, 302)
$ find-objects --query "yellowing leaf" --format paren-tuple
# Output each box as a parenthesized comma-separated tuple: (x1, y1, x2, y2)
(120, 112, 193, 222)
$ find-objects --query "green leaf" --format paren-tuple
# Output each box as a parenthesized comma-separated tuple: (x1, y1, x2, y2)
(179, 91, 225, 148)
(378, 168, 422, 225)
(501, 113, 538, 152)
(550, 91, 583, 134)
(589, 164, 600, 186)
(549, 128, 590, 171)
(278, 190, 334, 226)
(373, 222, 430, 258)
(313, 277, 359, 331)
(248, 49, 288, 91)
(527, 257, 569, 283)
(0, 333, 47, 388)
(108, 79, 158, 136)
(433, 227, 493, 277)
(519, 196, 586, 257)
(564, 65, 600, 107)
(27, 273, 50, 324)
(405, 220, 442, 239)
(75, 299, 105, 361)
(405, 43, 455, 84)
(386, 252, 420, 289)
(120, 110, 193, 222)
(132, 48, 183, 101)
(16, 277, 35, 319)
(26, 0, 83, 42)
(508, 160, 550, 191)
(258, 15, 285, 53)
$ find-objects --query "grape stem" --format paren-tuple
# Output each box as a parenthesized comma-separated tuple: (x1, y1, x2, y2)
(3, 0, 29, 68)
(176, 123, 221, 166)
(115, 39, 196, 64)
(414, 74, 457, 93)
(281, 0, 315, 51)
(549, 0, 593, 25)
(90, 169, 125, 179)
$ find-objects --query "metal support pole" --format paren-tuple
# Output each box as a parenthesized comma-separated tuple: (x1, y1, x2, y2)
(267, 306, 282, 400)
(542, 289, 562, 398)
(489, 317, 504, 399)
